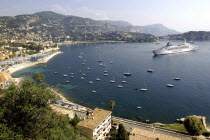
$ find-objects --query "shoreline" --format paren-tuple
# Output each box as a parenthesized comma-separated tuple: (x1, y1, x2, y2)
(58, 40, 126, 45)
(8, 51, 62, 75)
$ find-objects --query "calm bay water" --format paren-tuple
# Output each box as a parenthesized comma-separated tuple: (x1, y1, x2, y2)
(12, 41, 210, 124)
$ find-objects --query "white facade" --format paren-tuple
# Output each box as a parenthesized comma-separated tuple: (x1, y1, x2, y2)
(93, 114, 112, 140)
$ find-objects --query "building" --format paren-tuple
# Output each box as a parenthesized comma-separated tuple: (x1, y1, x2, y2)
(129, 128, 181, 140)
(78, 108, 112, 140)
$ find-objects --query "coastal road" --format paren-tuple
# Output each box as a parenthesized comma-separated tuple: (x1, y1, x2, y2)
(112, 116, 192, 140)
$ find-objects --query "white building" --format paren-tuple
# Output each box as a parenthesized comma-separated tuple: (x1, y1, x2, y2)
(78, 108, 112, 140)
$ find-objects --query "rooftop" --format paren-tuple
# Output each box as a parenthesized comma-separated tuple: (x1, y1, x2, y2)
(78, 108, 111, 130)
(129, 128, 181, 140)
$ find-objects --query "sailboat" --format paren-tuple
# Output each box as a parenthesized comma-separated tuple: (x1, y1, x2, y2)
(110, 77, 116, 83)
(147, 66, 153, 72)
(140, 82, 148, 91)
(98, 53, 103, 62)
(124, 68, 132, 76)
(104, 66, 108, 73)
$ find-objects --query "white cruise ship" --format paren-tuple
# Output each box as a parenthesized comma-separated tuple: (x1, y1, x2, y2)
(153, 40, 198, 55)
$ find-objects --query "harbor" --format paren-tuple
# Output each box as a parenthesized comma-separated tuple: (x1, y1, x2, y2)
(12, 41, 210, 125)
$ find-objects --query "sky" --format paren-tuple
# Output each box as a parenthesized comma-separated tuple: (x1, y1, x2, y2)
(0, 0, 210, 32)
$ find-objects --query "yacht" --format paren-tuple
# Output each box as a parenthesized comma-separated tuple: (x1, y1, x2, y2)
(104, 73, 108, 76)
(110, 80, 115, 83)
(81, 77, 85, 80)
(122, 80, 126, 83)
(124, 72, 131, 76)
(140, 82, 148, 91)
(174, 78, 181, 80)
(153, 40, 198, 55)
(147, 68, 153, 73)
(89, 81, 94, 84)
(167, 84, 174, 87)
(117, 85, 123, 88)
(96, 78, 100, 81)
(54, 72, 58, 74)
(66, 81, 70, 83)
(87, 67, 90, 70)
(63, 74, 68, 77)
(92, 90, 96, 93)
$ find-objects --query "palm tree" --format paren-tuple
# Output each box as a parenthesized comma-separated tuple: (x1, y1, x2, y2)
(109, 100, 115, 111)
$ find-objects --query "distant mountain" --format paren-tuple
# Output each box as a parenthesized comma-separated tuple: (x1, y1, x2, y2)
(0, 11, 157, 43)
(132, 24, 179, 36)
(100, 20, 132, 26)
(99, 21, 179, 36)
(167, 31, 210, 41)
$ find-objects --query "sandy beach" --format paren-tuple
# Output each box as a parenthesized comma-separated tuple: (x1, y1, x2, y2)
(8, 51, 62, 74)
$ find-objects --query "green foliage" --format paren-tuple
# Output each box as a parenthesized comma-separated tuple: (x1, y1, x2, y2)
(0, 77, 87, 139)
(33, 72, 45, 83)
(153, 123, 187, 133)
(70, 114, 80, 126)
(184, 116, 206, 136)
(109, 126, 118, 140)
(109, 100, 115, 111)
(116, 124, 129, 140)
(109, 123, 129, 140)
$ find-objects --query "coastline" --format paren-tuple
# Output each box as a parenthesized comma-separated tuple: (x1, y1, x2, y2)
(8, 51, 62, 74)
(58, 40, 126, 45)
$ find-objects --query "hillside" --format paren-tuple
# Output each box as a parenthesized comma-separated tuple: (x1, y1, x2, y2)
(0, 11, 157, 43)
(167, 31, 210, 41)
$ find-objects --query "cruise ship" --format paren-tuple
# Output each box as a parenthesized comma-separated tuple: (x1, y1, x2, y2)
(153, 40, 198, 55)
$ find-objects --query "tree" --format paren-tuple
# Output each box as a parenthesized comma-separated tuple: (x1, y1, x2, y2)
(109, 100, 115, 111)
(0, 77, 85, 139)
(33, 72, 45, 83)
(184, 116, 206, 136)
(70, 114, 80, 126)
(116, 124, 129, 140)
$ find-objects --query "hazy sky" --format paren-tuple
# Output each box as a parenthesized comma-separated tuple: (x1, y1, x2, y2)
(0, 0, 210, 32)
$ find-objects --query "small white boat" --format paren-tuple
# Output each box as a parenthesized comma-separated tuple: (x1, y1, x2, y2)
(124, 72, 131, 76)
(70, 76, 74, 78)
(167, 84, 174, 87)
(54, 72, 58, 74)
(122, 80, 126, 83)
(140, 88, 147, 91)
(81, 77, 85, 80)
(66, 81, 70, 83)
(89, 81, 94, 84)
(96, 78, 100, 81)
(140, 82, 148, 91)
(110, 80, 115, 83)
(110, 61, 113, 64)
(104, 73, 108, 76)
(83, 74, 86, 76)
(71, 73, 74, 75)
(104, 70, 108, 73)
(82, 62, 85, 65)
(117, 85, 123, 88)
(99, 63, 103, 66)
(63, 74, 68, 77)
(87, 68, 90, 70)
(92, 90, 96, 93)
(44, 66, 47, 68)
(174, 78, 181, 80)
(137, 107, 142, 109)
(103, 64, 106, 67)
(147, 68, 153, 72)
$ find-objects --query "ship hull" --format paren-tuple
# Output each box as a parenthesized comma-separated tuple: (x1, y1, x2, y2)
(153, 47, 197, 55)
